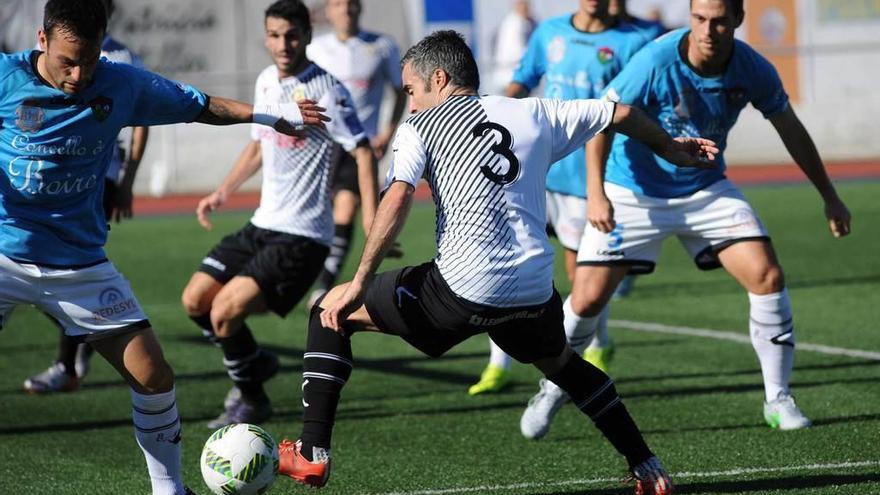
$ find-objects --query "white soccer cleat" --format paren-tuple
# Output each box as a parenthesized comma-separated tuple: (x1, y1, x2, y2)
(763, 394, 812, 430)
(520, 378, 568, 440)
(23, 362, 79, 394)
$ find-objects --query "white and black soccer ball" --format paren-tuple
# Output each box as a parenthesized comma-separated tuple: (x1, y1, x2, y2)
(200, 423, 279, 495)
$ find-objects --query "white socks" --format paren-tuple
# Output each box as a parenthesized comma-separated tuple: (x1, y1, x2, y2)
(131, 387, 184, 495)
(488, 338, 512, 369)
(748, 289, 795, 402)
(564, 296, 609, 354)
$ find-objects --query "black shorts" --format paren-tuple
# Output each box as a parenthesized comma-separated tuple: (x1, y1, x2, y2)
(364, 261, 566, 362)
(198, 223, 329, 316)
(330, 145, 359, 195)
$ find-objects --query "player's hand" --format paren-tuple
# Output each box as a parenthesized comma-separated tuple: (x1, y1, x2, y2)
(112, 182, 135, 223)
(371, 131, 393, 159)
(824, 197, 851, 238)
(196, 190, 228, 230)
(588, 194, 616, 233)
(320, 281, 367, 333)
(272, 99, 331, 137)
(659, 137, 719, 169)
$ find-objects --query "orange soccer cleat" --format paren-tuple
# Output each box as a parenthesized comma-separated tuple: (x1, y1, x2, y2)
(631, 456, 674, 495)
(278, 439, 331, 488)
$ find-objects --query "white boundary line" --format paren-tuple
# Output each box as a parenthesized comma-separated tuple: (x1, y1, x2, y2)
(611, 319, 880, 361)
(369, 460, 880, 495)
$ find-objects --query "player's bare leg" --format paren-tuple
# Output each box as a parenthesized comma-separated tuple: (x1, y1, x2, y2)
(91, 328, 185, 495)
(182, 274, 278, 427)
(718, 240, 810, 429)
(309, 191, 360, 308)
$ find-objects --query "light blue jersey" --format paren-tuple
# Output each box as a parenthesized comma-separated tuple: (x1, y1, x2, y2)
(627, 16, 666, 41)
(513, 15, 651, 198)
(604, 29, 789, 198)
(0, 50, 207, 267)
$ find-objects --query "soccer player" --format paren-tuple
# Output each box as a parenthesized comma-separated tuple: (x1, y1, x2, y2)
(23, 0, 150, 395)
(305, 0, 407, 307)
(0, 0, 327, 493)
(180, 0, 377, 429)
(275, 30, 719, 494)
(469, 0, 656, 397)
(521, 0, 852, 436)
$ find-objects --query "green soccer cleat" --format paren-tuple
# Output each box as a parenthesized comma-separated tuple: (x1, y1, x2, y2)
(583, 338, 616, 373)
(468, 364, 512, 395)
(763, 394, 812, 430)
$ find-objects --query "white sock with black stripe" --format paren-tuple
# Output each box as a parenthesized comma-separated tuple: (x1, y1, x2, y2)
(749, 289, 795, 402)
(563, 296, 607, 354)
(131, 387, 184, 495)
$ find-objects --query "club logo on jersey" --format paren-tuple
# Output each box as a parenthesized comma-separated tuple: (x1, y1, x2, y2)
(597, 47, 615, 65)
(547, 36, 566, 64)
(15, 104, 45, 132)
(89, 96, 113, 122)
(292, 86, 306, 102)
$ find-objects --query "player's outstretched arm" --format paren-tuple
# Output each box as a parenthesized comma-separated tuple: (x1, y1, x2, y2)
(320, 181, 414, 331)
(196, 140, 262, 230)
(769, 106, 851, 237)
(608, 104, 719, 168)
(196, 96, 330, 135)
(505, 82, 530, 98)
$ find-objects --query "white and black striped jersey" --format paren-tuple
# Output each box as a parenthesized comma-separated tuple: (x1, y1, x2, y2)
(307, 31, 402, 138)
(249, 63, 367, 245)
(386, 95, 614, 307)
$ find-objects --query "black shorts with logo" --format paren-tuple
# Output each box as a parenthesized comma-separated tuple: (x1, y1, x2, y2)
(199, 223, 329, 316)
(330, 145, 359, 195)
(364, 261, 566, 362)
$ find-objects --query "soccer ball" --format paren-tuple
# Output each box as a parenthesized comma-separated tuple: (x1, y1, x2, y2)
(200, 423, 279, 495)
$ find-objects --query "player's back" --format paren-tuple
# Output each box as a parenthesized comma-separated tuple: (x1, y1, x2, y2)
(394, 94, 613, 307)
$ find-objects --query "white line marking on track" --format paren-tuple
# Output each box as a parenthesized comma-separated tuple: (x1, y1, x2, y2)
(612, 319, 880, 361)
(369, 460, 880, 495)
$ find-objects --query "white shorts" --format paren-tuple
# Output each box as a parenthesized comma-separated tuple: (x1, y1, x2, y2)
(546, 191, 587, 251)
(0, 254, 150, 341)
(576, 179, 770, 273)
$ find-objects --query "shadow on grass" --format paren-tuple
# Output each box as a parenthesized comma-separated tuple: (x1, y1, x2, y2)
(533, 472, 880, 494)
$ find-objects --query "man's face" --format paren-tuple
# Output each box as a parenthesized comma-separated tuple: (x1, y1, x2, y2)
(325, 0, 360, 33)
(579, 0, 610, 17)
(38, 29, 101, 94)
(689, 0, 741, 60)
(264, 16, 310, 76)
(402, 63, 441, 114)
(609, 0, 623, 17)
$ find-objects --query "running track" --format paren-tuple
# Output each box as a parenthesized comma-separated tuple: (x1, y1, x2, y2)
(133, 160, 880, 216)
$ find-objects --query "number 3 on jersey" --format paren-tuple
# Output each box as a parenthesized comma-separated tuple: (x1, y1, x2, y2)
(471, 121, 520, 185)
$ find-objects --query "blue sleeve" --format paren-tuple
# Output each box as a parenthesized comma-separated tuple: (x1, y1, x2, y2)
(511, 25, 545, 90)
(603, 46, 655, 107)
(125, 66, 208, 126)
(749, 53, 789, 118)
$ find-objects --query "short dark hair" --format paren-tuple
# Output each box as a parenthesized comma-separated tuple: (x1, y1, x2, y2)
(401, 30, 479, 91)
(265, 0, 312, 35)
(690, 0, 744, 18)
(43, 0, 107, 43)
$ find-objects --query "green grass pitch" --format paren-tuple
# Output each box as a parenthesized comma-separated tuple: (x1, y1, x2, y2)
(0, 181, 878, 494)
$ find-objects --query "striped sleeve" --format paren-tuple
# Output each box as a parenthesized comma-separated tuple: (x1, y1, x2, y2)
(383, 122, 426, 191)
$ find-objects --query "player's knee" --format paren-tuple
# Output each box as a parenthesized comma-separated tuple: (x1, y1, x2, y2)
(210, 299, 246, 339)
(752, 265, 785, 295)
(569, 289, 606, 318)
(181, 284, 211, 316)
